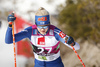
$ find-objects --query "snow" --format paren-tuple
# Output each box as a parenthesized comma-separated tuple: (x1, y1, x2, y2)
(0, 21, 30, 67)
(0, 21, 14, 67)
(15, 0, 66, 14)
(15, 0, 66, 22)
(0, 0, 66, 67)
(0, 0, 66, 21)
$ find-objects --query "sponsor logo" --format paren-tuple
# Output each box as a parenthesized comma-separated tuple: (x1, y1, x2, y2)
(40, 22, 45, 24)
(59, 31, 66, 38)
(38, 37, 45, 45)
(38, 17, 47, 21)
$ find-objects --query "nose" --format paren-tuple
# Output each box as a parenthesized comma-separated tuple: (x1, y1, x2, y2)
(41, 28, 45, 31)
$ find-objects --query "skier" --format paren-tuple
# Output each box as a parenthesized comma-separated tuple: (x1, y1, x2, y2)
(5, 7, 80, 67)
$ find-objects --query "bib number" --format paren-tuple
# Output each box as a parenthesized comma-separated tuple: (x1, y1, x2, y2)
(38, 47, 52, 53)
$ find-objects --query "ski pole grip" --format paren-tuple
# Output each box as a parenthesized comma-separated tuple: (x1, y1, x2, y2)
(11, 12, 15, 16)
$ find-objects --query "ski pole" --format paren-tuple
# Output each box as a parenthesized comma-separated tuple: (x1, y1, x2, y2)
(71, 46, 85, 67)
(11, 12, 17, 67)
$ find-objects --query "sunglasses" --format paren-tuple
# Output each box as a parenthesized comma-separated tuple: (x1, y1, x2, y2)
(37, 26, 49, 29)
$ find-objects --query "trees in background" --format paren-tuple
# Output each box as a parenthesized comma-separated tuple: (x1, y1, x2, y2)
(58, 0, 100, 44)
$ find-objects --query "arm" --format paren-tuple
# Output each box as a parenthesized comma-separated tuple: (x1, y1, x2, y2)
(5, 26, 32, 44)
(5, 14, 32, 44)
(54, 27, 80, 50)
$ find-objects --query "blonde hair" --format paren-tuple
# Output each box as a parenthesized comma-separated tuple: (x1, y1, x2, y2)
(35, 7, 49, 16)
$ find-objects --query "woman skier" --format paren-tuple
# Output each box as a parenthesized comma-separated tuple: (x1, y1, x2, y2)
(5, 7, 80, 67)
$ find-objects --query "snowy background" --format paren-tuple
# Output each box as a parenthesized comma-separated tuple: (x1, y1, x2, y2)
(0, 0, 65, 67)
(0, 21, 14, 67)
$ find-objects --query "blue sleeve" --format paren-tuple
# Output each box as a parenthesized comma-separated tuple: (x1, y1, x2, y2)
(54, 27, 80, 50)
(54, 27, 68, 43)
(5, 26, 32, 44)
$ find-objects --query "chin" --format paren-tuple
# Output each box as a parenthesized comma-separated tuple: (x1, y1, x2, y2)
(41, 33, 45, 35)
(41, 32, 46, 35)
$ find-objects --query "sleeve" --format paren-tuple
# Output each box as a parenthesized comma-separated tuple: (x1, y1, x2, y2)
(5, 26, 32, 44)
(54, 27, 80, 50)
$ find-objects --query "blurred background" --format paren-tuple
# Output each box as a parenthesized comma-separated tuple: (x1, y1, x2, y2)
(0, 0, 100, 67)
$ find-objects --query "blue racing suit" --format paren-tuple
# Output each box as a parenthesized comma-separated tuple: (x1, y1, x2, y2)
(5, 25, 80, 67)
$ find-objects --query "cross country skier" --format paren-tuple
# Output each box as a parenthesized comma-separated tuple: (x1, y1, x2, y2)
(5, 7, 80, 67)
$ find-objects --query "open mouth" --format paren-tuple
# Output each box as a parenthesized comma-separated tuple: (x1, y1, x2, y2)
(41, 31, 45, 32)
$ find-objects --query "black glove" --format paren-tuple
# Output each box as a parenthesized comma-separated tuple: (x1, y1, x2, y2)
(7, 13, 16, 27)
(66, 36, 75, 46)
(8, 14, 16, 22)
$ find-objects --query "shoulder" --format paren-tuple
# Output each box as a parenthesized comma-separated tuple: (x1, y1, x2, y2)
(49, 25, 63, 34)
(49, 25, 56, 29)
(49, 25, 60, 30)
(32, 25, 37, 29)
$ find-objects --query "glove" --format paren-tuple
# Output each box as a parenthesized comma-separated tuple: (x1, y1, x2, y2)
(7, 14, 16, 22)
(66, 36, 75, 46)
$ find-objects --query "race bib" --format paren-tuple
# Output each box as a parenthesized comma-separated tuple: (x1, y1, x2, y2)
(32, 42, 60, 56)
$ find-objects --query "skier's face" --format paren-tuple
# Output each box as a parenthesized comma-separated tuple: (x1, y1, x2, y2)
(37, 25, 49, 35)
